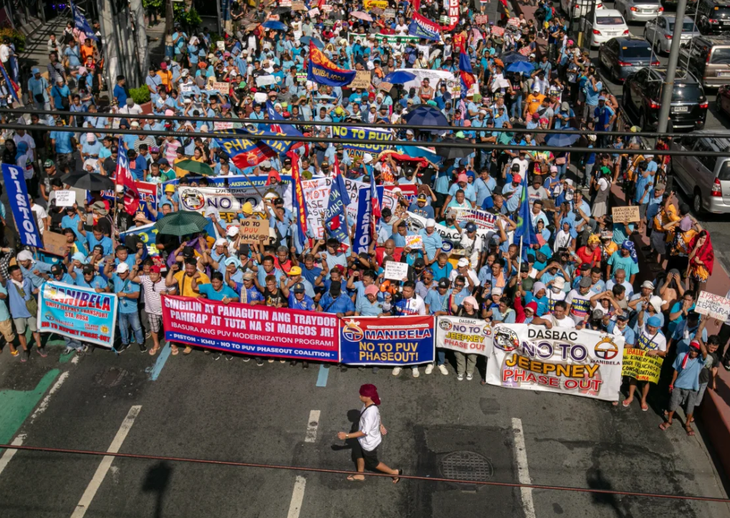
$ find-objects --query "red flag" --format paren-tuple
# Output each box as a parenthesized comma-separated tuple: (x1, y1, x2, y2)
(115, 138, 140, 214)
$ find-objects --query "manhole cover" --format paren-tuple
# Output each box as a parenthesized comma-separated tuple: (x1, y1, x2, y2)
(94, 367, 127, 387)
(439, 451, 494, 482)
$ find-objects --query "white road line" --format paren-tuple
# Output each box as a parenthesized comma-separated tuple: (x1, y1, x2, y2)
(305, 410, 321, 443)
(70, 405, 142, 518)
(286, 476, 307, 518)
(0, 435, 26, 478)
(512, 418, 537, 518)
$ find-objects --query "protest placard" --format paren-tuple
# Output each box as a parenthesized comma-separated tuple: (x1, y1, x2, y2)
(436, 316, 493, 356)
(211, 81, 229, 93)
(216, 41, 225, 51)
(519, 46, 532, 56)
(384, 261, 409, 281)
(308, 7, 320, 17)
(279, 0, 292, 5)
(214, 121, 234, 130)
(363, 0, 389, 8)
(296, 72, 307, 83)
(611, 205, 641, 223)
(54, 190, 75, 207)
(238, 218, 270, 244)
(621, 348, 664, 384)
(491, 26, 505, 37)
(507, 17, 520, 26)
(475, 14, 489, 24)
(405, 234, 423, 250)
(43, 231, 69, 257)
(350, 71, 372, 90)
(292, 1, 307, 10)
(340, 316, 435, 365)
(383, 8, 396, 17)
(378, 82, 393, 92)
(695, 291, 730, 321)
(256, 75, 277, 87)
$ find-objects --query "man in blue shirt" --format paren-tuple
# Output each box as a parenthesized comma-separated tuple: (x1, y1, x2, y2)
(287, 282, 316, 311)
(82, 224, 114, 257)
(418, 219, 443, 265)
(317, 281, 355, 317)
(113, 75, 128, 107)
(72, 264, 108, 291)
(196, 272, 238, 302)
(661, 334, 708, 435)
(5, 265, 44, 361)
(111, 262, 145, 353)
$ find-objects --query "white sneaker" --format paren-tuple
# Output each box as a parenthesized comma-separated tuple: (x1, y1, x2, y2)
(392, 367, 402, 376)
(425, 364, 434, 375)
(412, 367, 420, 378)
(457, 373, 464, 381)
(466, 373, 473, 381)
(438, 364, 449, 375)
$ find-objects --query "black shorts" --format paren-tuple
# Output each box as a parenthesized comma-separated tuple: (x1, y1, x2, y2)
(353, 441, 380, 470)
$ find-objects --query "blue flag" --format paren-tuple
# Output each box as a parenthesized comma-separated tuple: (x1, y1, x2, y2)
(70, 0, 98, 42)
(324, 159, 351, 243)
(514, 173, 537, 249)
(2, 164, 42, 247)
(408, 13, 441, 42)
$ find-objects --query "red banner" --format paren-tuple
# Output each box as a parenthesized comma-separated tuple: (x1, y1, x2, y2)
(161, 295, 340, 361)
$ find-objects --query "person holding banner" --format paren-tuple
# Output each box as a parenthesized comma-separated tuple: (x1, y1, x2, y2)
(4, 265, 45, 362)
(112, 263, 146, 354)
(624, 314, 667, 411)
(452, 296, 481, 381)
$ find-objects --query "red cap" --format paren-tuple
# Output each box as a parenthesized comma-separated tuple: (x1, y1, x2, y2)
(150, 265, 163, 273)
(689, 340, 701, 350)
(160, 62, 167, 70)
(525, 301, 538, 314)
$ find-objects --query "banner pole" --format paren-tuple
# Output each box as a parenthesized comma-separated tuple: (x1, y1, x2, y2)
(236, 169, 267, 199)
(518, 235, 524, 277)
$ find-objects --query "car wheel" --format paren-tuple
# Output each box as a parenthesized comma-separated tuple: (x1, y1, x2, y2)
(693, 189, 704, 214)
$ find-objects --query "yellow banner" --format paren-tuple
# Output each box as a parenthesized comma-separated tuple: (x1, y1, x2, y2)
(621, 348, 664, 383)
(364, 0, 389, 9)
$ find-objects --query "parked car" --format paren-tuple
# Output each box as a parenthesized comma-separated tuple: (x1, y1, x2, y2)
(670, 132, 730, 213)
(678, 35, 730, 88)
(622, 67, 708, 130)
(588, 9, 631, 46)
(695, 0, 730, 34)
(561, 0, 604, 18)
(598, 36, 659, 81)
(644, 15, 701, 54)
(717, 83, 730, 117)
(615, 0, 663, 23)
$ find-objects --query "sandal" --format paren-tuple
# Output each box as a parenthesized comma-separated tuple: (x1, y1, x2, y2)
(686, 427, 695, 436)
(622, 399, 632, 408)
(36, 347, 48, 358)
(183, 346, 193, 355)
(10, 350, 18, 357)
(393, 469, 402, 484)
(347, 474, 365, 482)
(659, 422, 671, 431)
(149, 346, 160, 356)
(641, 404, 649, 412)
(171, 346, 179, 356)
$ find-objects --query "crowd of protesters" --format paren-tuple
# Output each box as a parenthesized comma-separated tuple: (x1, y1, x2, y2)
(0, 0, 724, 437)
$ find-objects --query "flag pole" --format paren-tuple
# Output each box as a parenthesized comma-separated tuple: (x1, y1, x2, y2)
(518, 235, 523, 277)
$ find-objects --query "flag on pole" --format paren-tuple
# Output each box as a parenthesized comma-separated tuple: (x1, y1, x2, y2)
(116, 138, 140, 214)
(369, 167, 381, 239)
(307, 40, 356, 87)
(70, 0, 98, 42)
(514, 172, 537, 251)
(0, 62, 19, 104)
(459, 52, 476, 99)
(324, 157, 351, 242)
(287, 151, 309, 249)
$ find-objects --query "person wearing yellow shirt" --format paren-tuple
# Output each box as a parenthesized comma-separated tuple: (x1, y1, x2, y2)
(157, 63, 172, 92)
(165, 258, 210, 355)
(523, 88, 545, 119)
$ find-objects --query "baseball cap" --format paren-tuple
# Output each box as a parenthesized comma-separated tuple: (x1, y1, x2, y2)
(82, 265, 95, 275)
(438, 279, 450, 289)
(116, 263, 130, 273)
(579, 276, 592, 288)
(182, 246, 195, 258)
(51, 264, 64, 275)
(641, 280, 655, 290)
(227, 226, 240, 237)
(413, 258, 426, 268)
(243, 271, 255, 280)
(214, 238, 227, 247)
(417, 193, 427, 201)
(457, 173, 469, 183)
(288, 266, 302, 276)
(457, 258, 469, 267)
(365, 285, 379, 296)
(292, 282, 306, 294)
(425, 218, 436, 228)
(492, 287, 504, 296)
(44, 159, 55, 168)
(616, 313, 629, 321)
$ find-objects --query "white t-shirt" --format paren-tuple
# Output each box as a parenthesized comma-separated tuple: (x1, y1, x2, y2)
(359, 404, 382, 451)
(14, 133, 36, 162)
(31, 203, 48, 234)
(638, 325, 667, 352)
(552, 314, 576, 329)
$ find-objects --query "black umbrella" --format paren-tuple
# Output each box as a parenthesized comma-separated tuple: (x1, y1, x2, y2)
(62, 171, 115, 191)
(436, 138, 474, 159)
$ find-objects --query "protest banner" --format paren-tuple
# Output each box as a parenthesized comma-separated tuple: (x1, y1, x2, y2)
(348, 32, 420, 45)
(436, 316, 493, 356)
(384, 261, 409, 281)
(621, 348, 663, 383)
(695, 291, 730, 321)
(162, 296, 340, 361)
(38, 281, 117, 348)
(54, 190, 75, 207)
(405, 234, 423, 249)
(100, 180, 158, 220)
(340, 315, 435, 365)
(302, 177, 367, 238)
(452, 207, 497, 230)
(238, 218, 270, 244)
(350, 71, 372, 90)
(331, 125, 393, 159)
(364, 0, 389, 9)
(2, 164, 42, 248)
(42, 231, 69, 257)
(384, 184, 418, 205)
(353, 185, 384, 255)
(491, 26, 505, 37)
(486, 324, 624, 402)
(611, 205, 641, 223)
(383, 8, 396, 17)
(408, 211, 493, 244)
(212, 81, 229, 92)
(474, 14, 489, 24)
(119, 223, 160, 255)
(518, 46, 532, 57)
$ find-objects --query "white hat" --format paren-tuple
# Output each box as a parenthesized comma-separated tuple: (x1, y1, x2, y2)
(492, 287, 503, 296)
(226, 226, 240, 237)
(641, 280, 655, 290)
(116, 263, 130, 274)
(406, 129, 414, 135)
(649, 295, 664, 314)
(553, 277, 565, 289)
(214, 238, 228, 247)
(87, 133, 96, 142)
(457, 258, 469, 267)
(363, 153, 373, 164)
(17, 250, 33, 262)
(116, 185, 124, 193)
(130, 121, 140, 128)
(426, 218, 436, 228)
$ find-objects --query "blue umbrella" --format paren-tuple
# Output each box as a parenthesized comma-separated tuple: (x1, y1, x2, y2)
(545, 130, 581, 147)
(382, 71, 417, 84)
(501, 51, 529, 64)
(300, 36, 324, 49)
(262, 20, 287, 31)
(506, 61, 534, 74)
(403, 105, 449, 130)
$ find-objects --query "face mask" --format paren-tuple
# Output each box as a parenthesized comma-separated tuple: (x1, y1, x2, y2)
(551, 287, 561, 294)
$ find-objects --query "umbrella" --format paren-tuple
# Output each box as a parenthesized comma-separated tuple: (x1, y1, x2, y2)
(300, 36, 324, 49)
(175, 159, 215, 176)
(436, 138, 474, 159)
(545, 131, 581, 148)
(351, 11, 373, 21)
(505, 61, 534, 74)
(403, 105, 449, 130)
(154, 211, 211, 237)
(262, 20, 287, 31)
(383, 71, 417, 84)
(62, 171, 115, 191)
(501, 51, 529, 64)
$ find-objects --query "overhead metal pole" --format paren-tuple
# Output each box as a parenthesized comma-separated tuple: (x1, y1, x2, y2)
(656, 0, 688, 136)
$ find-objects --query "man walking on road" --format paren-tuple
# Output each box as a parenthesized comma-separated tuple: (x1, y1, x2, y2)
(337, 384, 402, 483)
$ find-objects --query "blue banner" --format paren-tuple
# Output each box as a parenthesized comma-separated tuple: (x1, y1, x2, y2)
(70, 0, 98, 42)
(215, 135, 276, 169)
(324, 164, 351, 243)
(331, 125, 393, 159)
(2, 164, 42, 248)
(340, 315, 435, 365)
(308, 41, 356, 86)
(353, 185, 383, 255)
(119, 223, 159, 255)
(408, 13, 441, 41)
(38, 281, 118, 348)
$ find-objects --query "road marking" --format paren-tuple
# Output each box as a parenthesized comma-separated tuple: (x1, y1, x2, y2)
(286, 476, 306, 518)
(30, 371, 69, 425)
(305, 410, 321, 443)
(0, 435, 26, 477)
(70, 405, 142, 518)
(316, 364, 329, 387)
(512, 418, 536, 518)
(149, 342, 172, 381)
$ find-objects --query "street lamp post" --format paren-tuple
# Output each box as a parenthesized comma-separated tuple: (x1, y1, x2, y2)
(656, 0, 689, 135)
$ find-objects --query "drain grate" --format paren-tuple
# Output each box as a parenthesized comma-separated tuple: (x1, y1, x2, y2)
(94, 367, 127, 387)
(439, 451, 494, 483)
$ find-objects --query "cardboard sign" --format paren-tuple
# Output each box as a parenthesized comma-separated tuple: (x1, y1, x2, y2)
(211, 81, 229, 93)
(54, 190, 75, 207)
(279, 0, 292, 5)
(350, 71, 372, 90)
(695, 291, 730, 321)
(378, 81, 393, 92)
(383, 8, 396, 18)
(308, 7, 320, 17)
(238, 218, 270, 244)
(519, 46, 532, 56)
(405, 235, 423, 250)
(214, 121, 234, 130)
(611, 206, 641, 223)
(475, 14, 489, 25)
(256, 75, 277, 87)
(364, 0, 389, 9)
(491, 26, 504, 37)
(292, 1, 307, 10)
(216, 41, 225, 51)
(43, 231, 69, 257)
(384, 261, 410, 281)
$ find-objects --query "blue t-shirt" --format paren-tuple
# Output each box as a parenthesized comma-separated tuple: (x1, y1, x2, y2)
(198, 283, 238, 301)
(673, 353, 705, 391)
(111, 274, 140, 314)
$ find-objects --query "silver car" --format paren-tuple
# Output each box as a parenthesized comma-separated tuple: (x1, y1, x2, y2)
(644, 15, 702, 54)
(615, 0, 662, 22)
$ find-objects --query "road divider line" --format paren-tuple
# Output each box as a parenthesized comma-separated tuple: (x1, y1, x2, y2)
(149, 342, 172, 381)
(286, 476, 306, 518)
(0, 435, 26, 479)
(512, 418, 536, 518)
(305, 410, 321, 443)
(70, 405, 142, 518)
(30, 371, 69, 424)
(316, 364, 329, 387)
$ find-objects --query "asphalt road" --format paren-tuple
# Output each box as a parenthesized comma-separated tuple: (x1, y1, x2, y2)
(0, 341, 728, 518)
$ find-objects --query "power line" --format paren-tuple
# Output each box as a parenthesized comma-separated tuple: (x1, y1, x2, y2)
(3, 122, 725, 157)
(1, 443, 729, 504)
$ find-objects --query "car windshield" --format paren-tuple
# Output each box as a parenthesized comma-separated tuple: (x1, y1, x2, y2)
(711, 47, 730, 64)
(713, 6, 730, 18)
(667, 21, 697, 31)
(670, 83, 704, 101)
(597, 16, 625, 24)
(621, 45, 652, 58)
